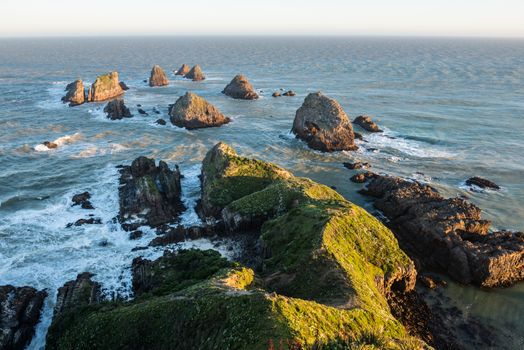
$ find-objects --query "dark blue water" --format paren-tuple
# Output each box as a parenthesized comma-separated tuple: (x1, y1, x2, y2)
(0, 37, 523, 349)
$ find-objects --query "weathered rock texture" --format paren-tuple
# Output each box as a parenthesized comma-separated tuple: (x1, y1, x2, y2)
(87, 72, 125, 102)
(175, 64, 190, 76)
(118, 156, 183, 227)
(353, 115, 383, 132)
(53, 273, 101, 316)
(61, 80, 85, 106)
(466, 176, 500, 190)
(361, 175, 524, 287)
(168, 92, 230, 129)
(149, 65, 169, 87)
(184, 65, 205, 81)
(103, 99, 132, 120)
(292, 92, 358, 152)
(222, 75, 258, 100)
(0, 285, 47, 350)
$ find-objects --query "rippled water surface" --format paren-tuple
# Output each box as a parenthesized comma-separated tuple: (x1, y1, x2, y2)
(0, 37, 523, 349)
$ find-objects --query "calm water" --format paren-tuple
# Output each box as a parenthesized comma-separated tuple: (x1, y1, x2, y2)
(0, 37, 523, 349)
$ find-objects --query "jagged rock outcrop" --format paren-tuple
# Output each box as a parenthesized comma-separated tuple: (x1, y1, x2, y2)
(118, 156, 183, 227)
(184, 65, 205, 81)
(149, 224, 218, 246)
(72, 192, 93, 209)
(103, 99, 132, 120)
(0, 285, 47, 350)
(61, 80, 85, 106)
(168, 92, 230, 129)
(466, 176, 500, 190)
(353, 115, 383, 132)
(350, 171, 377, 183)
(53, 273, 101, 316)
(292, 92, 358, 152)
(149, 65, 169, 87)
(87, 72, 125, 102)
(222, 75, 259, 100)
(175, 64, 190, 76)
(361, 175, 524, 287)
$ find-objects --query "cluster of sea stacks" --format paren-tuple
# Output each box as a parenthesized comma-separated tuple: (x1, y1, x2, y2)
(5, 66, 521, 349)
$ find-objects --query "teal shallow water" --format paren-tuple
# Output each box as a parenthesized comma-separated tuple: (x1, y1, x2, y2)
(0, 37, 523, 349)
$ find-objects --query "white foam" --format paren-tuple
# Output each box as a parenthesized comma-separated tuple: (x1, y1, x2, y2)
(179, 164, 203, 227)
(34, 132, 83, 152)
(36, 81, 69, 110)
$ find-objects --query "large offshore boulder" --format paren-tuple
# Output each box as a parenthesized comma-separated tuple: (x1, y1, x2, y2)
(169, 92, 230, 129)
(61, 80, 85, 106)
(361, 175, 524, 287)
(118, 156, 184, 227)
(292, 92, 358, 152)
(0, 285, 47, 350)
(103, 99, 132, 120)
(222, 75, 259, 100)
(87, 72, 125, 102)
(149, 65, 169, 87)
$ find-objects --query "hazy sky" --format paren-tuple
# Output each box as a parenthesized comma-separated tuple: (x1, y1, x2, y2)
(1, 0, 523, 37)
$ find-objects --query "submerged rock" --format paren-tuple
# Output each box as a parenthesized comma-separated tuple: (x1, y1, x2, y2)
(292, 92, 358, 152)
(137, 108, 147, 115)
(353, 115, 382, 132)
(174, 63, 190, 76)
(87, 72, 125, 102)
(222, 74, 259, 100)
(66, 218, 102, 227)
(361, 175, 524, 287)
(466, 176, 500, 190)
(184, 64, 205, 81)
(149, 65, 169, 87)
(118, 156, 183, 227)
(72, 192, 93, 209)
(0, 285, 47, 350)
(169, 92, 230, 129)
(61, 80, 85, 106)
(103, 99, 132, 120)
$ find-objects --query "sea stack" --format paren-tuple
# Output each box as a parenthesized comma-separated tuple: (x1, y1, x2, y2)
(87, 72, 125, 102)
(149, 65, 169, 87)
(61, 80, 85, 106)
(175, 64, 190, 76)
(169, 92, 230, 129)
(103, 99, 133, 120)
(184, 65, 205, 81)
(222, 74, 258, 100)
(292, 92, 358, 152)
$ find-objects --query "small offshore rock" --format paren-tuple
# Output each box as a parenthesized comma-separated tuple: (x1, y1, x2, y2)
(119, 81, 130, 90)
(0, 285, 47, 350)
(61, 80, 85, 106)
(283, 90, 296, 96)
(292, 92, 358, 152)
(72, 191, 94, 209)
(129, 230, 144, 240)
(184, 64, 205, 81)
(350, 171, 377, 183)
(169, 92, 230, 129)
(149, 65, 169, 87)
(156, 118, 167, 125)
(103, 99, 132, 120)
(466, 177, 500, 190)
(66, 218, 102, 227)
(138, 108, 148, 115)
(222, 74, 259, 100)
(43, 141, 58, 149)
(343, 161, 370, 170)
(419, 275, 438, 289)
(354, 132, 363, 140)
(353, 115, 383, 132)
(175, 64, 190, 76)
(272, 91, 281, 97)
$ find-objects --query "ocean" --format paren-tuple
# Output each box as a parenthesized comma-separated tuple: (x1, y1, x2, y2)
(0, 36, 523, 349)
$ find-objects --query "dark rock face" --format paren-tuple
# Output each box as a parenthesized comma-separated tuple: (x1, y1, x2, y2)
(350, 171, 377, 183)
(62, 80, 85, 106)
(361, 175, 524, 287)
(466, 176, 500, 190)
(118, 156, 183, 227)
(292, 92, 358, 152)
(103, 99, 132, 120)
(137, 108, 147, 115)
(175, 64, 190, 76)
(87, 72, 125, 102)
(156, 118, 166, 125)
(149, 65, 169, 87)
(222, 75, 259, 100)
(72, 191, 93, 209)
(53, 273, 101, 316)
(0, 285, 47, 350)
(66, 218, 102, 227)
(119, 81, 130, 91)
(353, 115, 382, 132)
(149, 224, 219, 246)
(169, 92, 230, 130)
(184, 65, 205, 81)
